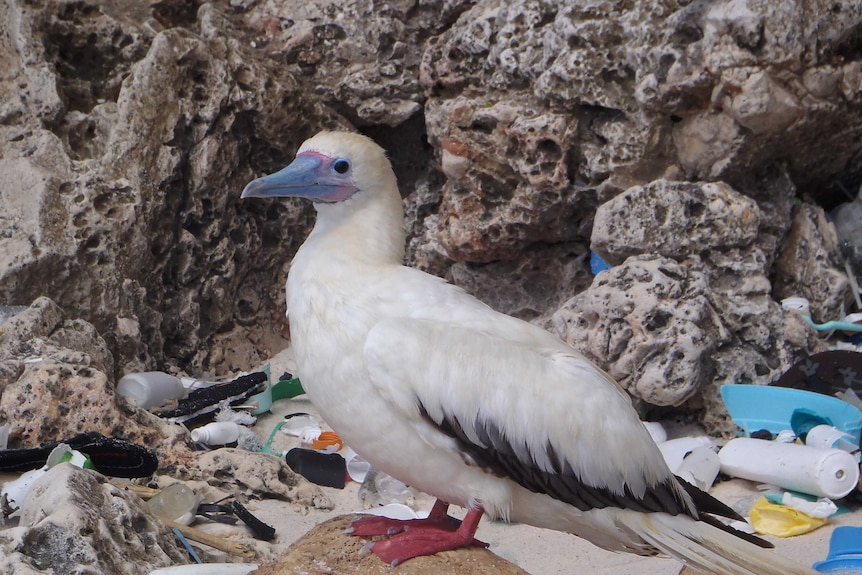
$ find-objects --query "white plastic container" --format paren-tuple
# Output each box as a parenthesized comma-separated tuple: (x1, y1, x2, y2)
(147, 482, 199, 525)
(190, 421, 241, 445)
(718, 437, 860, 499)
(642, 421, 667, 444)
(805, 424, 858, 455)
(117, 372, 186, 409)
(658, 437, 720, 491)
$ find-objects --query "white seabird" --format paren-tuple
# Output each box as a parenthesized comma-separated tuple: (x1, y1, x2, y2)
(241, 131, 815, 575)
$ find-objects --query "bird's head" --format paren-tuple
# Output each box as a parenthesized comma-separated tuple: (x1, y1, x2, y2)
(241, 131, 397, 205)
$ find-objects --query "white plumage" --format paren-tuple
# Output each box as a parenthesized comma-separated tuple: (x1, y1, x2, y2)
(242, 131, 815, 575)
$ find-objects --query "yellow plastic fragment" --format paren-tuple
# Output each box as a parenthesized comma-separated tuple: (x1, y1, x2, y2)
(749, 496, 827, 537)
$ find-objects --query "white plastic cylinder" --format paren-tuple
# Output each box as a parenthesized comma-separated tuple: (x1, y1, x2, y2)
(805, 425, 858, 454)
(642, 421, 667, 444)
(117, 372, 186, 409)
(190, 421, 241, 445)
(718, 437, 860, 499)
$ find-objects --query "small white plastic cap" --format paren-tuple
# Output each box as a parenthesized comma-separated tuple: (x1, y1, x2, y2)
(781, 296, 811, 314)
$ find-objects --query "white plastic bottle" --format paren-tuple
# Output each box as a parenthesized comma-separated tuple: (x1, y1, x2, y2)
(117, 372, 186, 408)
(190, 422, 241, 445)
(718, 437, 860, 499)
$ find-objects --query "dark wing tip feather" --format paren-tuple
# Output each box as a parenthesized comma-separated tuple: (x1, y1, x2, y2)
(418, 403, 773, 551)
(419, 403, 692, 517)
(675, 476, 773, 549)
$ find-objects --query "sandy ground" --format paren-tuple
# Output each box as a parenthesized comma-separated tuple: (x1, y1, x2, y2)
(233, 348, 862, 574)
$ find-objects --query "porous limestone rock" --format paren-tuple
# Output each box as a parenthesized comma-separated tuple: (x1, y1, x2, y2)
(773, 203, 854, 323)
(0, 464, 188, 575)
(548, 252, 825, 426)
(0, 297, 194, 473)
(549, 178, 830, 421)
(549, 256, 725, 407)
(0, 0, 342, 377)
(251, 515, 531, 575)
(193, 448, 334, 512)
(591, 180, 762, 265)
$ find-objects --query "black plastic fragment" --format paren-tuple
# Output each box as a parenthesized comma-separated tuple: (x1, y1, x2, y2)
(230, 500, 276, 541)
(285, 447, 347, 489)
(0, 431, 158, 478)
(155, 372, 268, 425)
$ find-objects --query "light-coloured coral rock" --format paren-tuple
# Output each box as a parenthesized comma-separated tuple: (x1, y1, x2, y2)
(0, 297, 194, 473)
(0, 464, 187, 575)
(591, 180, 761, 265)
(773, 203, 853, 323)
(194, 448, 333, 512)
(549, 256, 725, 406)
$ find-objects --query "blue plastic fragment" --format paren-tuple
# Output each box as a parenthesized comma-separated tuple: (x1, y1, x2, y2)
(172, 527, 203, 564)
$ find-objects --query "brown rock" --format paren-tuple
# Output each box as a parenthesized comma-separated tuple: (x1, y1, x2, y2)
(252, 515, 531, 575)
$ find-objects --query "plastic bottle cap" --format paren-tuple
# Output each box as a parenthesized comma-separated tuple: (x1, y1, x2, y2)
(312, 431, 343, 452)
(781, 297, 811, 314)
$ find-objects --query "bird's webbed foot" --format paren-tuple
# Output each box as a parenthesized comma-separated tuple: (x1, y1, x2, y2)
(346, 499, 487, 566)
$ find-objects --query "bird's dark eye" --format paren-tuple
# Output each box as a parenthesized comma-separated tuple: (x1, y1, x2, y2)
(333, 159, 350, 174)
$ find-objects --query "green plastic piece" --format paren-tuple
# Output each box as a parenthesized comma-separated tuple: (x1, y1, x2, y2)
(271, 378, 305, 401)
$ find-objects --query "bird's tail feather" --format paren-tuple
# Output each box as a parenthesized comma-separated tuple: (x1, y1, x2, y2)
(622, 510, 817, 575)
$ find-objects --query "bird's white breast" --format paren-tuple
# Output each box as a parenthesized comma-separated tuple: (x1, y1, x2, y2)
(285, 237, 510, 510)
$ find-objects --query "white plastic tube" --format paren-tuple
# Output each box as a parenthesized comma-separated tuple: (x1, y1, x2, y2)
(718, 437, 860, 499)
(117, 372, 186, 408)
(190, 422, 240, 445)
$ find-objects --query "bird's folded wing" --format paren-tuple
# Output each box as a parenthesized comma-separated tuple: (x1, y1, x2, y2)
(363, 317, 693, 517)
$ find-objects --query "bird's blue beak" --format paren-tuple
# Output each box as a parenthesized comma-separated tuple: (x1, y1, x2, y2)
(241, 152, 358, 203)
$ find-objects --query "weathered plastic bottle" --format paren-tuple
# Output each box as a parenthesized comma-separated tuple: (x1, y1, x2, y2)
(117, 372, 186, 409)
(190, 421, 241, 445)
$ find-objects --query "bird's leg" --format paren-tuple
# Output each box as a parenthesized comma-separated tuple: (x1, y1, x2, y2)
(368, 505, 488, 566)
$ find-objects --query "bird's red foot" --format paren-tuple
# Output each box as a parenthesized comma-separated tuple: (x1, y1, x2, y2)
(347, 499, 459, 537)
(347, 500, 487, 566)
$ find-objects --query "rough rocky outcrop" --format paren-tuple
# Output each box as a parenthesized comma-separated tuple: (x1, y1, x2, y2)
(0, 464, 188, 575)
(555, 179, 829, 421)
(193, 448, 334, 512)
(0, 297, 195, 470)
(251, 515, 531, 575)
(0, 1, 861, 572)
(0, 0, 859, 469)
(0, 0, 345, 377)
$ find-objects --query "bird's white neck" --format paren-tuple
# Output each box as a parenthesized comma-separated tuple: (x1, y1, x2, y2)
(303, 187, 407, 267)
